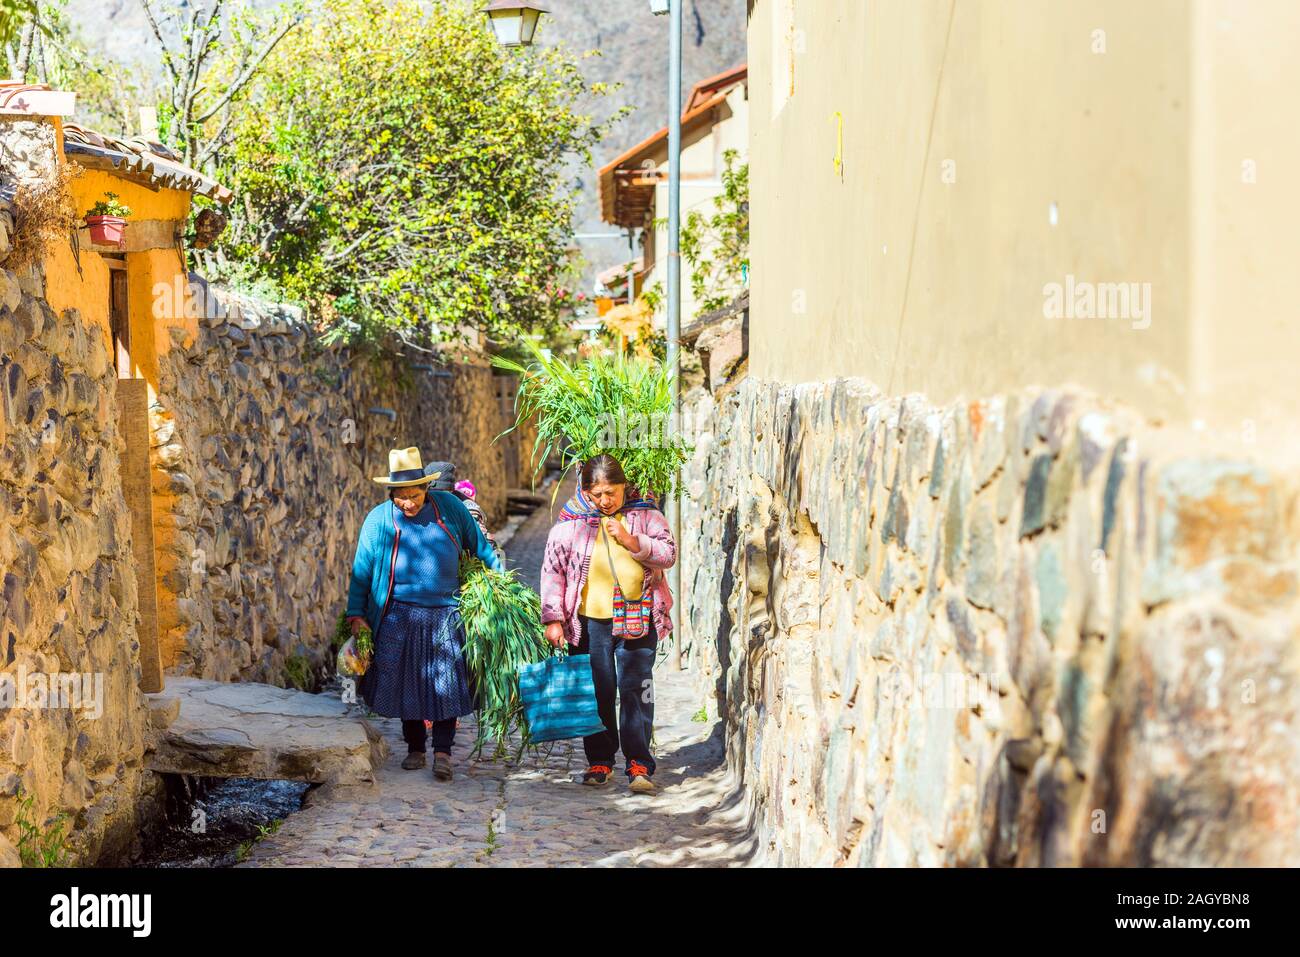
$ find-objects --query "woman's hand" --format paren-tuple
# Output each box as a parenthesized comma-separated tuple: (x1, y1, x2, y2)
(347, 616, 367, 637)
(604, 517, 638, 553)
(544, 621, 566, 649)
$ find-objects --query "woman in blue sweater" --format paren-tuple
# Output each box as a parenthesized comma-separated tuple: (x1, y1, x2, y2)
(346, 447, 502, 781)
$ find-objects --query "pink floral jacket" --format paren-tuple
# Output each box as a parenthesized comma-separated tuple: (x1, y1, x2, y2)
(540, 508, 677, 646)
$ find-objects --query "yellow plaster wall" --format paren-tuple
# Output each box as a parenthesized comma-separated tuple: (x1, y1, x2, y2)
(41, 141, 201, 676)
(128, 250, 198, 674)
(125, 247, 196, 386)
(132, 249, 201, 673)
(71, 167, 190, 224)
(747, 0, 1300, 447)
(43, 240, 111, 346)
(43, 168, 195, 375)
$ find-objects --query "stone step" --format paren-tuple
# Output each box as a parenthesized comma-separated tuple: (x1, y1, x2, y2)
(144, 677, 389, 785)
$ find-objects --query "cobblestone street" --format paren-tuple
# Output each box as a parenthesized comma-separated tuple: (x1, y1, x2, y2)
(241, 492, 760, 868)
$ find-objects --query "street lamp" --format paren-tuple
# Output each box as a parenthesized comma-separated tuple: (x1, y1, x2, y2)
(484, 1, 547, 47)
(648, 0, 670, 14)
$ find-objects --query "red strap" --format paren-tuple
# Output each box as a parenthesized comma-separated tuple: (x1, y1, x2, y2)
(382, 498, 467, 624)
(378, 502, 402, 625)
(427, 495, 466, 555)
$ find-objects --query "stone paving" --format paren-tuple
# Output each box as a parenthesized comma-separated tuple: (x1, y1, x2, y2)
(241, 488, 761, 868)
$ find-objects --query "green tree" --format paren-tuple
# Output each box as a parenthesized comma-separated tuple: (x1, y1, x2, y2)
(2, 1, 80, 85)
(210, 0, 623, 350)
(1, 0, 41, 71)
(679, 148, 748, 314)
(140, 0, 302, 169)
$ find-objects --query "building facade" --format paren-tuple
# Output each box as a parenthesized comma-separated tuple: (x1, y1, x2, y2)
(595, 65, 749, 331)
(680, 0, 1300, 866)
(0, 87, 532, 864)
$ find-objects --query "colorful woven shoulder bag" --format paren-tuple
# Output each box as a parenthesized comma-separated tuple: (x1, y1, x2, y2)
(600, 521, 653, 639)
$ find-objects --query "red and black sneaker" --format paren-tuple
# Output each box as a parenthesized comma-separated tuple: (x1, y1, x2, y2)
(582, 764, 613, 786)
(627, 761, 655, 794)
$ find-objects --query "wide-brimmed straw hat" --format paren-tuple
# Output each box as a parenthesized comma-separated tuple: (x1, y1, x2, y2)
(373, 447, 441, 487)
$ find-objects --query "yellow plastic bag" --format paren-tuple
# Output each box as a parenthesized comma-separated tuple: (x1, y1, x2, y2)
(337, 636, 371, 677)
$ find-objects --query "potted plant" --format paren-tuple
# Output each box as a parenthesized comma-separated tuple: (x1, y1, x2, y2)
(84, 192, 133, 246)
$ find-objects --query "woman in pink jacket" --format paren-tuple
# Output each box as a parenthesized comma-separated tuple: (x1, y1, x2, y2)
(540, 454, 677, 793)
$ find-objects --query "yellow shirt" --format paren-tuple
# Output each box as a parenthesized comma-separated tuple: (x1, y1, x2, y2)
(580, 517, 644, 618)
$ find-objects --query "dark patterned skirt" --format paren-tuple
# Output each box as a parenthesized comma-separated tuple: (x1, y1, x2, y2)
(359, 601, 475, 722)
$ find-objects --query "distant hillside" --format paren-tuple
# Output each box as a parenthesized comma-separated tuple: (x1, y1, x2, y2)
(65, 0, 748, 292)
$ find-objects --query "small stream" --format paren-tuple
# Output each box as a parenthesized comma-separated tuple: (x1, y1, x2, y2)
(134, 774, 311, 868)
(134, 675, 360, 867)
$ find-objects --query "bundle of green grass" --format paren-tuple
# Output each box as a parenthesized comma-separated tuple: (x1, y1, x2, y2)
(458, 555, 551, 757)
(491, 339, 692, 500)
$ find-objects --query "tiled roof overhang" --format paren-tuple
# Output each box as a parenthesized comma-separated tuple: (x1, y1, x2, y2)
(63, 124, 233, 204)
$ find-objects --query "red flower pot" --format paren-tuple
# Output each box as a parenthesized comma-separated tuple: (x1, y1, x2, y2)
(85, 215, 127, 246)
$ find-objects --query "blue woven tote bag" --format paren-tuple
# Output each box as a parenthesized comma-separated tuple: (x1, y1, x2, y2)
(518, 653, 606, 742)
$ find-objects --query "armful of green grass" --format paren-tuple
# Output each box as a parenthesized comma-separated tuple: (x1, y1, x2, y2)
(458, 556, 551, 751)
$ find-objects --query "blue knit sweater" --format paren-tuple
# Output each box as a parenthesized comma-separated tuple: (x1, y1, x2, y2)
(391, 500, 463, 607)
(346, 491, 503, 632)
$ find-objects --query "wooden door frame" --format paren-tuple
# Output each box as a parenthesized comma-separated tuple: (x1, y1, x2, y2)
(104, 255, 164, 693)
(106, 256, 131, 379)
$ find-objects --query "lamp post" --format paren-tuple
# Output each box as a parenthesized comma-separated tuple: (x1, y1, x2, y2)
(488, 0, 686, 670)
(651, 0, 684, 671)
(483, 1, 547, 47)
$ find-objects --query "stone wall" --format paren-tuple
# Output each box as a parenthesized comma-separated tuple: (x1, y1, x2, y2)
(2, 247, 530, 864)
(150, 282, 521, 685)
(0, 116, 158, 867)
(682, 376, 1300, 866)
(0, 245, 155, 867)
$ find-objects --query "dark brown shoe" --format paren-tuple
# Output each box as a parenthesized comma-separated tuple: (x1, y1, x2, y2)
(401, 751, 426, 770)
(433, 753, 453, 781)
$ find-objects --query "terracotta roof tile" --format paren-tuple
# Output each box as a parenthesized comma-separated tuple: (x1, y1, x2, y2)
(63, 122, 232, 203)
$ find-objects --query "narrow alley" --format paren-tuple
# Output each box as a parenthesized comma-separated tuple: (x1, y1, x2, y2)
(241, 494, 759, 868)
(3, 0, 1298, 916)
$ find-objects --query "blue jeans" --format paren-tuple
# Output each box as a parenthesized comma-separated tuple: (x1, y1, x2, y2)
(576, 614, 657, 777)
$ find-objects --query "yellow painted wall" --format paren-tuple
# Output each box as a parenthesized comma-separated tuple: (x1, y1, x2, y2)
(44, 240, 111, 344)
(1185, 2, 1300, 442)
(45, 163, 196, 374)
(72, 166, 191, 223)
(41, 125, 201, 675)
(748, 0, 1300, 445)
